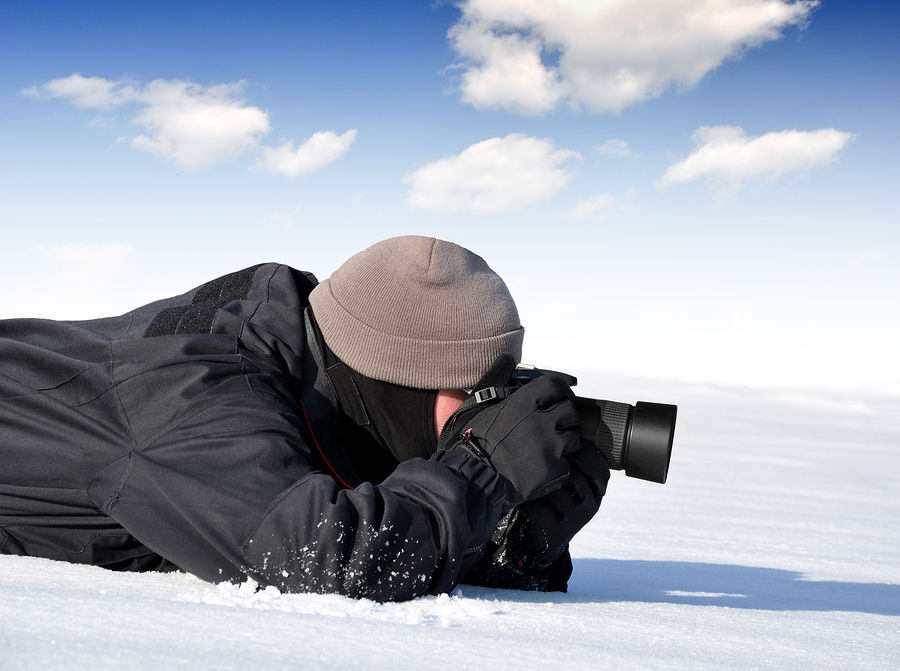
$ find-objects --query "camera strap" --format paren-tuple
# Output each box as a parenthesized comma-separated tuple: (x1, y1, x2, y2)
(471, 386, 504, 404)
(435, 383, 519, 451)
(436, 353, 519, 451)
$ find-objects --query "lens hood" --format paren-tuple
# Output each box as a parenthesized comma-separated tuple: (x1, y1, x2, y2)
(625, 402, 677, 484)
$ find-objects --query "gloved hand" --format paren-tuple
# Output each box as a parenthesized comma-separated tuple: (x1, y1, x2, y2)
(450, 375, 581, 505)
(514, 444, 609, 564)
(462, 444, 610, 592)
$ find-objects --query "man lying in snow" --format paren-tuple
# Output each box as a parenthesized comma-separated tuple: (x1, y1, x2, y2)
(0, 235, 608, 601)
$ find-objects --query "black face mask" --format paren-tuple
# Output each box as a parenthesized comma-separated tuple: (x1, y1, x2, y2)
(312, 316, 438, 473)
(328, 363, 438, 463)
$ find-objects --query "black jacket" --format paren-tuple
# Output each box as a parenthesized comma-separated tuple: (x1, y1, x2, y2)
(0, 264, 508, 601)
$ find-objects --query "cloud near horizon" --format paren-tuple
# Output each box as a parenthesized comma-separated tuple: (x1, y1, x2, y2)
(24, 74, 354, 174)
(566, 193, 616, 219)
(32, 241, 134, 284)
(660, 125, 853, 194)
(404, 133, 579, 212)
(449, 0, 819, 115)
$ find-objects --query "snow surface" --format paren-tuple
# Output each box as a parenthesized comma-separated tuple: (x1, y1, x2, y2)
(2, 374, 898, 670)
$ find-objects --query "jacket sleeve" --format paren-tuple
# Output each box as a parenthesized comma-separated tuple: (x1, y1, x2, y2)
(245, 443, 506, 601)
(89, 385, 507, 602)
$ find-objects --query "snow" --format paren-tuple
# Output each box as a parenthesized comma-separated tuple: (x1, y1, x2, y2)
(2, 374, 898, 670)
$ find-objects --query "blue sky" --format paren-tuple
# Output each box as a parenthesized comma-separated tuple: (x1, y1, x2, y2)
(1, 1, 897, 394)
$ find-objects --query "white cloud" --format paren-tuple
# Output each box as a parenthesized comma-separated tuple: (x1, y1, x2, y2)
(128, 80, 270, 170)
(449, 0, 819, 114)
(566, 186, 638, 219)
(566, 193, 616, 219)
(404, 133, 579, 212)
(597, 139, 635, 158)
(660, 125, 853, 194)
(256, 130, 357, 178)
(262, 204, 304, 232)
(24, 74, 354, 175)
(848, 248, 887, 268)
(33, 242, 134, 282)
(5, 243, 138, 320)
(450, 20, 566, 115)
(23, 73, 135, 108)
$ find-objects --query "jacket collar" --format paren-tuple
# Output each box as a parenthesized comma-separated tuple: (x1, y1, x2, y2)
(298, 308, 363, 489)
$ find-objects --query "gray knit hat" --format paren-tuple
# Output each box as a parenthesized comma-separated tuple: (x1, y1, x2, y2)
(308, 235, 524, 389)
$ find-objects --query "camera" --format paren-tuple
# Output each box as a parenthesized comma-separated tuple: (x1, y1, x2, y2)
(513, 365, 677, 484)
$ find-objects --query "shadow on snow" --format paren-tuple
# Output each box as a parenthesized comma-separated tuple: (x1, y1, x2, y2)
(458, 559, 898, 616)
(562, 559, 900, 616)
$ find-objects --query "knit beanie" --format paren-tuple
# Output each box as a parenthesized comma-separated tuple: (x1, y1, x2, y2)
(308, 235, 524, 389)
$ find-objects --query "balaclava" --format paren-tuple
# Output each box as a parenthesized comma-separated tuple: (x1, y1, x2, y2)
(308, 235, 524, 468)
(316, 318, 437, 469)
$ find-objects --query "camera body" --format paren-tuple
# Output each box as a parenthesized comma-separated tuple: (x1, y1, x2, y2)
(513, 365, 676, 484)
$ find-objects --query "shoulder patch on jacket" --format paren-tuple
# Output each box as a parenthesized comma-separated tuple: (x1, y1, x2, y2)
(144, 265, 264, 337)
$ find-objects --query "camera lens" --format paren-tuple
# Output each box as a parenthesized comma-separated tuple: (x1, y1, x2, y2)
(574, 397, 677, 484)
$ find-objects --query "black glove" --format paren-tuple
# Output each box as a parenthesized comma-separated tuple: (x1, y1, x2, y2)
(463, 444, 610, 592)
(449, 374, 581, 505)
(513, 444, 609, 564)
(462, 506, 573, 592)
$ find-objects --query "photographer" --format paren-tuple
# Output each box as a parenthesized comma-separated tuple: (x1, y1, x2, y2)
(0, 236, 609, 601)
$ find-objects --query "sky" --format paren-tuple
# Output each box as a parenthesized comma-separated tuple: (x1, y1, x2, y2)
(1, 0, 898, 394)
